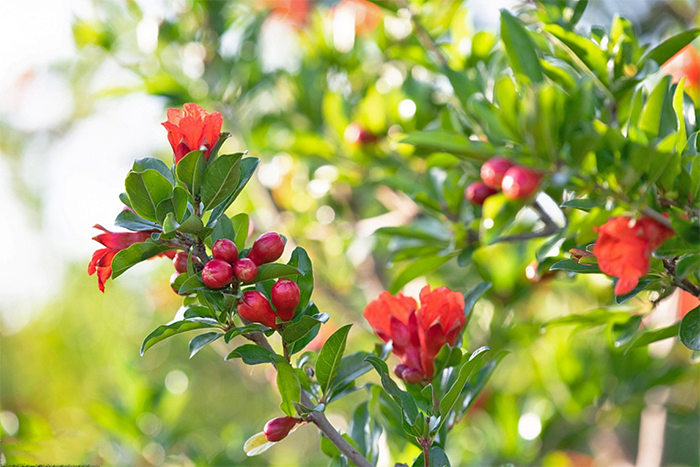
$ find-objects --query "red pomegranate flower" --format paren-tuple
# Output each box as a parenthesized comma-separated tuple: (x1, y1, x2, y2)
(88, 225, 169, 292)
(161, 103, 223, 164)
(593, 216, 674, 296)
(364, 286, 466, 382)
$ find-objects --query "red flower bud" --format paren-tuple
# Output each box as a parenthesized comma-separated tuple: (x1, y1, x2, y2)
(173, 252, 189, 274)
(238, 291, 278, 328)
(501, 166, 541, 200)
(465, 182, 498, 206)
(247, 232, 286, 266)
(202, 259, 233, 289)
(480, 157, 513, 189)
(569, 248, 593, 263)
(271, 279, 301, 322)
(393, 364, 424, 385)
(263, 416, 300, 442)
(233, 258, 258, 283)
(212, 238, 239, 264)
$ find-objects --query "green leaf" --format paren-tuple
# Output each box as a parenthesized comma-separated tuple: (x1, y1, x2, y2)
(679, 306, 700, 351)
(436, 347, 489, 433)
(188, 332, 223, 358)
(412, 446, 451, 467)
(200, 153, 243, 211)
(615, 278, 654, 304)
(500, 10, 544, 84)
(545, 24, 608, 85)
(111, 241, 172, 279)
(207, 158, 260, 226)
(277, 360, 302, 417)
(288, 247, 314, 311)
(183, 305, 217, 321)
(330, 351, 373, 395)
(567, 0, 588, 28)
(178, 274, 206, 294)
(250, 264, 303, 284)
(375, 226, 449, 242)
(560, 198, 603, 211)
(611, 315, 643, 348)
(177, 214, 204, 234)
(230, 213, 250, 251)
(282, 313, 329, 344)
(349, 401, 382, 464)
(176, 150, 206, 195)
(400, 131, 497, 160)
(481, 193, 523, 244)
(638, 28, 700, 66)
(225, 344, 278, 365)
(224, 323, 271, 343)
(141, 319, 218, 355)
(316, 324, 352, 395)
(155, 186, 188, 224)
(676, 255, 700, 279)
(550, 259, 601, 273)
(133, 157, 174, 184)
(463, 282, 491, 323)
(209, 215, 235, 245)
(625, 323, 680, 353)
(125, 169, 174, 222)
(542, 307, 632, 329)
(639, 75, 673, 140)
(389, 253, 457, 294)
(364, 355, 420, 424)
(114, 209, 160, 231)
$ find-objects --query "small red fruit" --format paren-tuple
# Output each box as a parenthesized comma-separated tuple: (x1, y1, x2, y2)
(263, 416, 300, 442)
(173, 252, 189, 273)
(271, 279, 301, 321)
(237, 291, 278, 328)
(233, 258, 258, 283)
(480, 157, 513, 189)
(247, 232, 286, 266)
(344, 123, 378, 145)
(201, 259, 233, 289)
(501, 166, 541, 200)
(465, 182, 498, 206)
(212, 238, 238, 264)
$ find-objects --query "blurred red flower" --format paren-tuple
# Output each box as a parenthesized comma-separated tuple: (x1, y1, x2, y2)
(364, 285, 465, 382)
(162, 103, 223, 164)
(663, 45, 700, 103)
(593, 216, 674, 296)
(88, 225, 171, 292)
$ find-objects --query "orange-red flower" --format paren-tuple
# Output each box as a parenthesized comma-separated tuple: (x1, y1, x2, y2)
(663, 45, 700, 104)
(88, 225, 167, 292)
(364, 286, 466, 382)
(593, 216, 674, 296)
(161, 103, 223, 164)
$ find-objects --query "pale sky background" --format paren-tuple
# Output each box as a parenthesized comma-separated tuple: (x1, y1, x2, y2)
(0, 0, 676, 333)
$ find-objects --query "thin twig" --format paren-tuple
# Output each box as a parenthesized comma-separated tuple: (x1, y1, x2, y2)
(241, 331, 373, 467)
(395, 0, 449, 68)
(663, 258, 700, 298)
(493, 199, 563, 243)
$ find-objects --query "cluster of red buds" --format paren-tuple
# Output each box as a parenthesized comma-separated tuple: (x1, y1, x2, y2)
(465, 156, 541, 205)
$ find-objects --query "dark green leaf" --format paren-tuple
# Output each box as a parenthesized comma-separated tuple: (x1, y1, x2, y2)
(225, 344, 278, 365)
(464, 282, 491, 323)
(639, 75, 673, 140)
(638, 28, 700, 66)
(679, 306, 700, 351)
(133, 157, 174, 184)
(178, 274, 206, 294)
(560, 198, 603, 211)
(207, 157, 259, 224)
(209, 215, 235, 245)
(364, 355, 420, 424)
(349, 401, 382, 464)
(282, 313, 329, 344)
(317, 324, 352, 395)
(288, 247, 314, 311)
(125, 169, 174, 222)
(437, 347, 489, 433)
(114, 209, 160, 231)
(501, 10, 544, 84)
(230, 213, 250, 251)
(155, 186, 188, 224)
(550, 259, 601, 273)
(676, 255, 700, 279)
(615, 278, 654, 304)
(625, 323, 680, 352)
(250, 263, 303, 284)
(224, 323, 270, 343)
(177, 214, 204, 234)
(176, 150, 206, 195)
(141, 319, 218, 355)
(567, 0, 588, 28)
(330, 351, 373, 394)
(111, 241, 172, 279)
(200, 153, 243, 211)
(188, 332, 223, 358)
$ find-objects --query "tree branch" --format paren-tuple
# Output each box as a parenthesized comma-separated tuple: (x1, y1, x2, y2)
(492, 199, 563, 243)
(241, 330, 373, 467)
(395, 0, 449, 68)
(662, 258, 700, 298)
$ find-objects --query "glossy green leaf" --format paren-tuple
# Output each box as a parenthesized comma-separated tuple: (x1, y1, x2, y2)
(111, 241, 172, 279)
(224, 323, 270, 343)
(638, 28, 700, 66)
(230, 213, 250, 251)
(282, 313, 329, 344)
(639, 75, 673, 140)
(188, 332, 223, 358)
(500, 10, 543, 84)
(200, 153, 243, 211)
(550, 259, 601, 273)
(625, 323, 680, 353)
(250, 264, 303, 284)
(133, 157, 174, 184)
(330, 351, 373, 395)
(277, 359, 301, 417)
(364, 355, 420, 424)
(207, 157, 260, 224)
(178, 274, 206, 294)
(463, 282, 491, 323)
(176, 150, 206, 195)
(225, 344, 278, 365)
(114, 209, 160, 231)
(125, 169, 174, 222)
(545, 24, 608, 85)
(560, 198, 604, 211)
(349, 401, 382, 464)
(676, 254, 700, 279)
(288, 247, 314, 311)
(155, 186, 188, 224)
(679, 306, 700, 351)
(209, 215, 235, 245)
(316, 324, 352, 395)
(141, 319, 219, 355)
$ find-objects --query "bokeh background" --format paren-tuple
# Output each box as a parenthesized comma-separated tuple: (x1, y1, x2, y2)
(1, 0, 698, 466)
